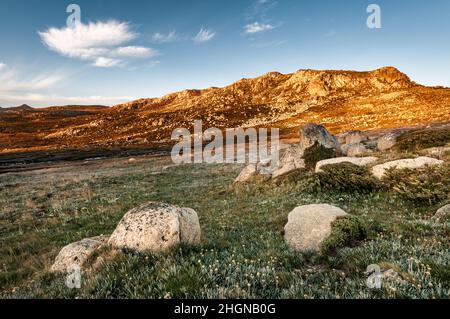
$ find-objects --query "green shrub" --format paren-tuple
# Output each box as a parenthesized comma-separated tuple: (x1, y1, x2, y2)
(303, 142, 336, 170)
(383, 164, 450, 204)
(317, 163, 380, 193)
(321, 215, 368, 255)
(271, 168, 307, 185)
(394, 128, 450, 152)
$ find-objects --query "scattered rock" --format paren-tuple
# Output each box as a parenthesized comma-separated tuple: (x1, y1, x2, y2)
(284, 204, 348, 253)
(235, 160, 273, 183)
(272, 146, 305, 179)
(272, 123, 340, 178)
(257, 158, 275, 175)
(298, 123, 341, 153)
(315, 156, 378, 173)
(108, 202, 201, 253)
(377, 132, 403, 151)
(338, 130, 368, 145)
(162, 164, 178, 171)
(420, 146, 450, 158)
(235, 123, 340, 181)
(51, 236, 109, 273)
(433, 204, 450, 219)
(234, 164, 257, 183)
(344, 143, 371, 157)
(371, 156, 444, 179)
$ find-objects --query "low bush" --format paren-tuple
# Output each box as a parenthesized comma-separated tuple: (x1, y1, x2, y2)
(317, 163, 380, 193)
(321, 215, 368, 255)
(271, 168, 307, 186)
(394, 128, 450, 152)
(303, 142, 336, 170)
(383, 164, 450, 204)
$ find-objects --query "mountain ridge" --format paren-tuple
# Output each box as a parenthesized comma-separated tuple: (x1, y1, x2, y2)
(1, 66, 450, 153)
(114, 66, 416, 112)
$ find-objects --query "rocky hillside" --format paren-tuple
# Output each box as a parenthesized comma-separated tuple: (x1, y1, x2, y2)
(1, 67, 450, 153)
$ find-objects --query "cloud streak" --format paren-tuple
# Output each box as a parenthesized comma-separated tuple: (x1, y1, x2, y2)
(152, 31, 178, 43)
(247, 0, 278, 20)
(0, 64, 66, 93)
(244, 22, 275, 34)
(194, 27, 216, 43)
(0, 63, 134, 106)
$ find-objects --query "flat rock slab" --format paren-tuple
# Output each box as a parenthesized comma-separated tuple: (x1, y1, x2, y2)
(371, 156, 444, 179)
(108, 202, 201, 253)
(284, 204, 348, 253)
(315, 157, 378, 173)
(51, 236, 109, 273)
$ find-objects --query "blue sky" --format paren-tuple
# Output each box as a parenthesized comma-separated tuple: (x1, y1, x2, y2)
(0, 0, 449, 107)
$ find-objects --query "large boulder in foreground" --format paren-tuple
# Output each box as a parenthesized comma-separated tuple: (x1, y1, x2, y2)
(51, 236, 109, 273)
(108, 202, 201, 253)
(315, 157, 378, 173)
(284, 204, 347, 253)
(371, 157, 444, 179)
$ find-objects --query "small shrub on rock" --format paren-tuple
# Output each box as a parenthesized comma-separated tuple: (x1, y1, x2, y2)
(303, 142, 336, 170)
(383, 164, 450, 204)
(321, 215, 368, 255)
(317, 162, 380, 193)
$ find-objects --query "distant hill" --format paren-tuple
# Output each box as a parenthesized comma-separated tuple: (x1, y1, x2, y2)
(0, 104, 33, 113)
(1, 67, 450, 153)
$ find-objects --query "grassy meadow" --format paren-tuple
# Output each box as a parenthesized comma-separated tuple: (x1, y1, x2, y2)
(0, 146, 449, 299)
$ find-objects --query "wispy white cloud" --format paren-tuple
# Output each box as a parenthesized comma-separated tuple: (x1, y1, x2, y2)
(152, 31, 178, 43)
(0, 64, 67, 93)
(244, 22, 275, 34)
(193, 27, 216, 43)
(111, 46, 158, 58)
(39, 20, 135, 59)
(38, 20, 157, 68)
(247, 0, 278, 20)
(0, 63, 134, 107)
(93, 57, 122, 68)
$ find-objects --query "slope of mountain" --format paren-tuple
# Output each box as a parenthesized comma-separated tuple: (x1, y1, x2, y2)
(0, 105, 108, 152)
(1, 67, 450, 153)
